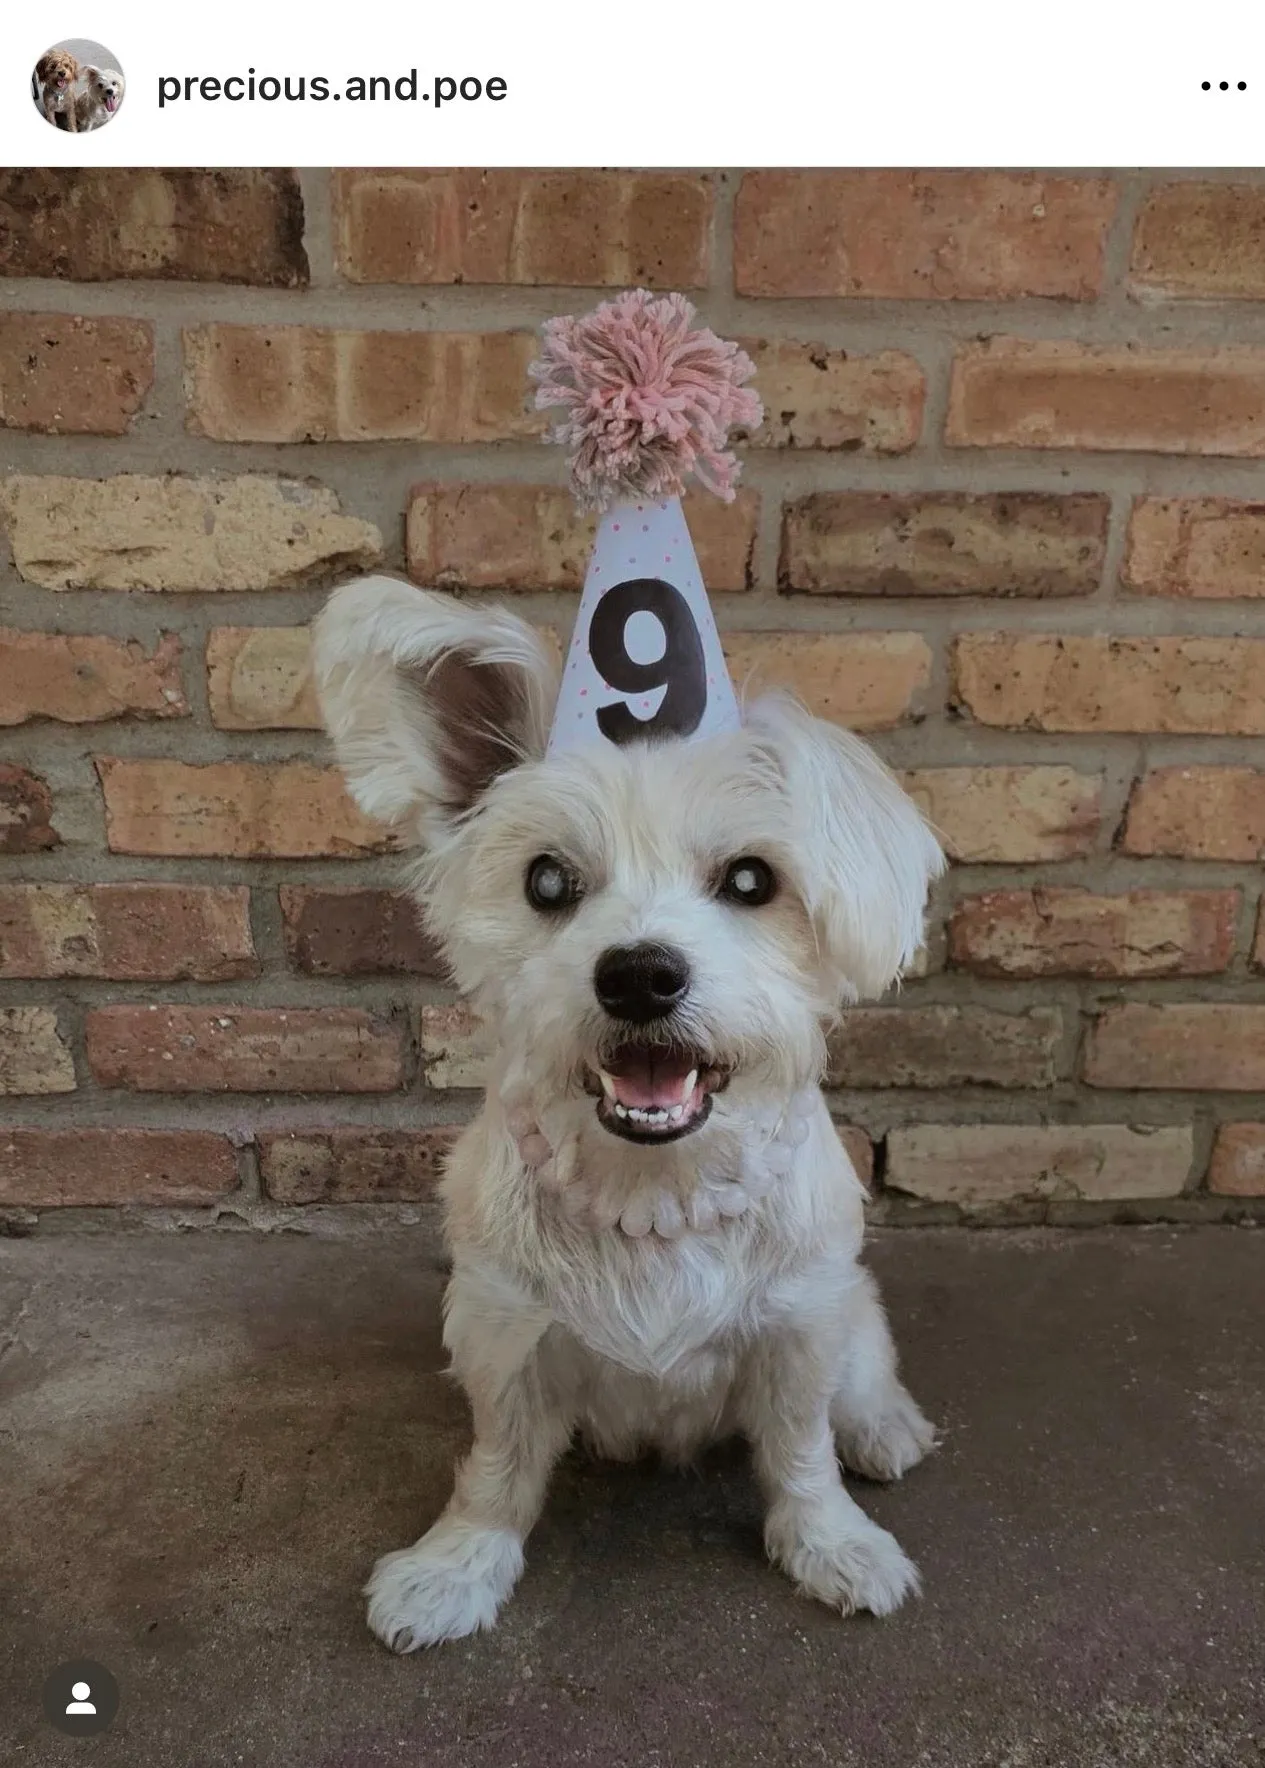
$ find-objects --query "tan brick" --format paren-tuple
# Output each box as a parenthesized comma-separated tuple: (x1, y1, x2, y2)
(421, 1002, 493, 1089)
(185, 325, 538, 445)
(734, 172, 1115, 300)
(1123, 499, 1265, 599)
(1085, 1005, 1265, 1091)
(206, 626, 318, 730)
(0, 629, 186, 725)
(0, 764, 59, 853)
(946, 338, 1265, 455)
(0, 474, 381, 593)
(779, 493, 1108, 598)
(886, 1124, 1192, 1205)
(0, 1006, 75, 1094)
(406, 484, 758, 593)
(826, 1007, 1060, 1089)
(96, 759, 388, 859)
(723, 632, 930, 729)
(0, 314, 153, 435)
(0, 169, 306, 284)
(1123, 769, 1265, 862)
(280, 887, 443, 977)
(744, 341, 924, 452)
(954, 634, 1265, 734)
(1207, 1125, 1265, 1197)
(1131, 183, 1265, 300)
(260, 1127, 459, 1203)
(0, 1128, 238, 1207)
(0, 884, 256, 981)
(333, 169, 712, 288)
(948, 889, 1237, 979)
(86, 1005, 405, 1093)
(903, 767, 1101, 863)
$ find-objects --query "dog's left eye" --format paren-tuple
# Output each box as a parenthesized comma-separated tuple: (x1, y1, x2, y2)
(718, 857, 776, 907)
(525, 854, 582, 912)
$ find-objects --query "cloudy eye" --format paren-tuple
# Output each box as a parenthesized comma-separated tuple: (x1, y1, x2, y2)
(719, 857, 776, 907)
(525, 854, 582, 913)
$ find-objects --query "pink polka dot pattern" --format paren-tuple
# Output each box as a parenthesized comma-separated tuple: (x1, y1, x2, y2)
(548, 494, 740, 757)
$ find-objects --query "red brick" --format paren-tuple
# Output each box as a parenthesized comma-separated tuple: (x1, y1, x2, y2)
(954, 634, 1265, 734)
(886, 1124, 1192, 1205)
(1123, 499, 1265, 599)
(1122, 769, 1265, 862)
(185, 325, 538, 444)
(1085, 1005, 1265, 1091)
(946, 338, 1265, 455)
(86, 1005, 406, 1093)
(948, 889, 1237, 979)
(420, 1002, 491, 1089)
(406, 484, 758, 593)
(745, 340, 923, 451)
(826, 1007, 1061, 1089)
(0, 629, 186, 725)
(0, 765, 59, 852)
(333, 169, 712, 288)
(96, 759, 389, 860)
(0, 314, 153, 435)
(0, 884, 257, 981)
(1207, 1125, 1265, 1197)
(0, 1006, 75, 1094)
(0, 170, 307, 284)
(259, 1127, 459, 1203)
(0, 1128, 238, 1207)
(903, 767, 1101, 863)
(734, 172, 1115, 300)
(779, 493, 1107, 598)
(834, 1125, 874, 1188)
(1131, 183, 1265, 300)
(280, 887, 444, 977)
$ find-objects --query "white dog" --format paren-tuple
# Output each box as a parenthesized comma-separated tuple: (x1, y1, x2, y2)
(314, 575, 946, 1652)
(73, 65, 125, 131)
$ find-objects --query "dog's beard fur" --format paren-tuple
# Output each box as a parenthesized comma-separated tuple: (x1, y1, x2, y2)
(313, 576, 947, 1650)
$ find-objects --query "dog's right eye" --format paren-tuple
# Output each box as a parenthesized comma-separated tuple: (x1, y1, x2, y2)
(525, 855, 582, 913)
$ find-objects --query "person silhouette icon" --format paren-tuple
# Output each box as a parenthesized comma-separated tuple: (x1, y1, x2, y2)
(65, 1681, 96, 1715)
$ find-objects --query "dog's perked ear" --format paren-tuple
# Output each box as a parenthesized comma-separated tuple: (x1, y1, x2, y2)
(312, 577, 559, 845)
(747, 697, 946, 1004)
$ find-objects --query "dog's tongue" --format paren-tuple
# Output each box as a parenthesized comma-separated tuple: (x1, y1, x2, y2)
(605, 1047, 695, 1110)
(105, 94, 117, 110)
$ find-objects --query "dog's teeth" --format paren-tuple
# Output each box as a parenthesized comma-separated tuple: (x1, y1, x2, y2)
(681, 1068, 698, 1103)
(614, 1103, 628, 1118)
(598, 1069, 617, 1101)
(669, 1104, 685, 1122)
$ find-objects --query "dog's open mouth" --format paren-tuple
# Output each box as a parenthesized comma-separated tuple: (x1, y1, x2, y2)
(583, 1044, 729, 1144)
(104, 92, 119, 111)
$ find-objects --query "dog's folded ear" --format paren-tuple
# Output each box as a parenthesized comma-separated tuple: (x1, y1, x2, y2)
(747, 696, 945, 1004)
(312, 577, 558, 844)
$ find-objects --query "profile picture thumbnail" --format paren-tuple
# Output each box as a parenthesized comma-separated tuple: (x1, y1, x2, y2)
(32, 39, 125, 132)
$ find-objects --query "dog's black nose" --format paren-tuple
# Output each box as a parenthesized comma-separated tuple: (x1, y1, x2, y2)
(594, 942, 691, 1023)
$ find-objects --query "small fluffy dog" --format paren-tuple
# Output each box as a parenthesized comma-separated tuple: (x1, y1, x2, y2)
(315, 575, 945, 1651)
(73, 66, 125, 131)
(33, 50, 79, 130)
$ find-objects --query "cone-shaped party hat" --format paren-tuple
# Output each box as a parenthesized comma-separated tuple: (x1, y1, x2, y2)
(529, 291, 763, 756)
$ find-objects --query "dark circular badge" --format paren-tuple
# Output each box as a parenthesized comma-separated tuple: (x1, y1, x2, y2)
(42, 1658, 120, 1736)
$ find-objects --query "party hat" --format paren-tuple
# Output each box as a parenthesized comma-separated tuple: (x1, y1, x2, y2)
(528, 291, 763, 757)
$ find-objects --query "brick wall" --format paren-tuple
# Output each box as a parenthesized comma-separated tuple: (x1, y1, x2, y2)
(3, 166, 1265, 1229)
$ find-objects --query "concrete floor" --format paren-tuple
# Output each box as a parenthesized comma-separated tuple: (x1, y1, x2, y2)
(2, 1226, 1263, 1768)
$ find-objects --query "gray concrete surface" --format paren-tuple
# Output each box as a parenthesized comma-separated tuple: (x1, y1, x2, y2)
(2, 1226, 1262, 1768)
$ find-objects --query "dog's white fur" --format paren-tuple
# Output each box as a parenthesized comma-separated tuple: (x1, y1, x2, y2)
(73, 65, 125, 131)
(314, 575, 946, 1651)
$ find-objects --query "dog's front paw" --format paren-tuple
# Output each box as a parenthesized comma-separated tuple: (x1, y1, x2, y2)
(364, 1521, 524, 1652)
(835, 1386, 938, 1483)
(769, 1508, 920, 1618)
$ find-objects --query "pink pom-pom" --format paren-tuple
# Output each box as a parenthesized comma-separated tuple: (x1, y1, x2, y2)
(528, 289, 764, 512)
